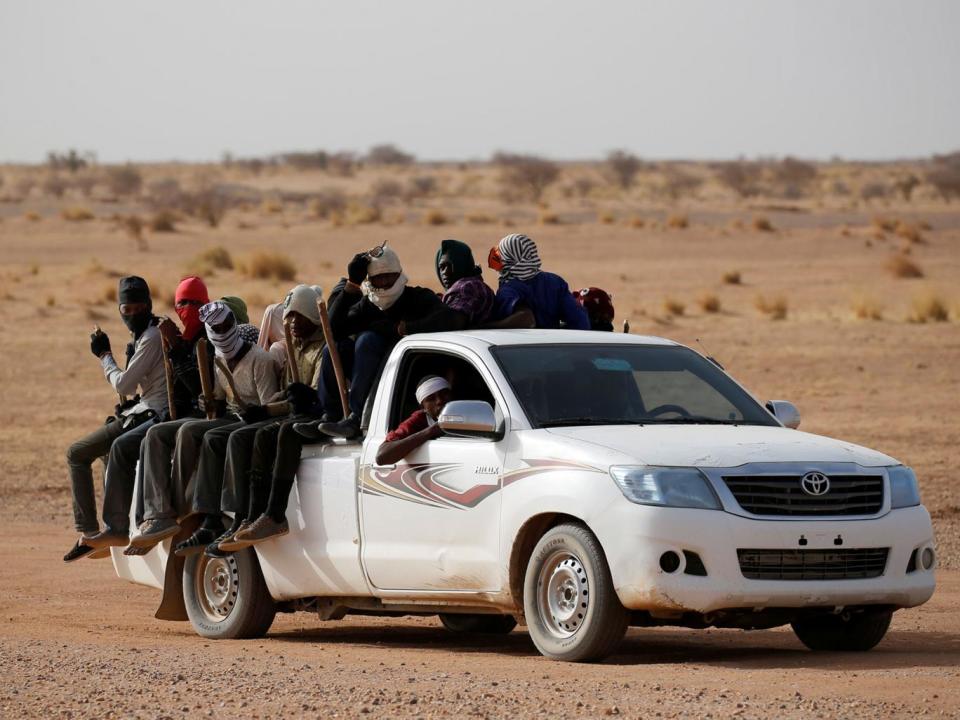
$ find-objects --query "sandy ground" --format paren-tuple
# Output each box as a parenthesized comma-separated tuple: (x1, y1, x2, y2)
(0, 186, 958, 717)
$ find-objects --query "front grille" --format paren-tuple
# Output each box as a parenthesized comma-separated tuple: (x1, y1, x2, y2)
(737, 548, 889, 580)
(723, 474, 883, 516)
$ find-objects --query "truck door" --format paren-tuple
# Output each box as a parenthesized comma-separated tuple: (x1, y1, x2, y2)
(359, 349, 507, 592)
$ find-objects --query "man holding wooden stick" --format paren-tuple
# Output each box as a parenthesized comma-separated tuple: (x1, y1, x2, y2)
(64, 276, 167, 562)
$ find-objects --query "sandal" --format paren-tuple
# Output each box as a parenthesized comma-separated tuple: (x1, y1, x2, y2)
(123, 544, 151, 556)
(63, 538, 96, 563)
(174, 527, 219, 557)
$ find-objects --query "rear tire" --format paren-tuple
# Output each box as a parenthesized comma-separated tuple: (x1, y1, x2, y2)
(791, 609, 892, 651)
(439, 613, 517, 634)
(183, 548, 276, 639)
(523, 523, 628, 662)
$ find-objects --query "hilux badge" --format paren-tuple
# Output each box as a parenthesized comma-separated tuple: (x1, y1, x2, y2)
(800, 472, 830, 496)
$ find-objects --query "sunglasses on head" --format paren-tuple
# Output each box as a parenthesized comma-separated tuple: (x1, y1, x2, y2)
(366, 241, 388, 259)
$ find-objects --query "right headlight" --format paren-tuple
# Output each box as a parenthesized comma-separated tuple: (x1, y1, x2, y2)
(609, 466, 722, 510)
(888, 465, 921, 508)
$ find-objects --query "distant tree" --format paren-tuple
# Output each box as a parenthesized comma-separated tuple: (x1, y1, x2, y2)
(493, 152, 559, 202)
(926, 152, 960, 201)
(661, 166, 703, 200)
(713, 160, 764, 198)
(366, 144, 415, 165)
(281, 151, 329, 170)
(106, 164, 143, 196)
(605, 150, 644, 189)
(47, 149, 88, 173)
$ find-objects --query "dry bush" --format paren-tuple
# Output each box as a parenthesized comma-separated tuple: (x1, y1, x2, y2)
(598, 211, 616, 224)
(199, 246, 233, 270)
(605, 150, 644, 189)
(752, 215, 774, 232)
(494, 152, 559, 202)
(42, 174, 69, 198)
(46, 149, 89, 172)
(893, 174, 921, 201)
(860, 182, 889, 202)
(755, 294, 788, 319)
(122, 215, 146, 250)
(341, 203, 381, 225)
(327, 151, 356, 177)
(145, 178, 183, 209)
(713, 161, 763, 198)
(406, 175, 437, 199)
(538, 210, 561, 225)
(885, 253, 924, 278)
(185, 187, 229, 227)
(279, 150, 328, 170)
(661, 167, 703, 200)
(465, 211, 496, 225)
(872, 216, 897, 232)
(667, 214, 689, 229)
(926, 152, 960, 201)
(722, 270, 741, 285)
(851, 294, 883, 320)
(103, 283, 117, 303)
(772, 157, 817, 197)
(150, 210, 177, 233)
(105, 164, 143, 196)
(663, 298, 686, 316)
(627, 216, 645, 228)
(697, 293, 721, 313)
(24, 211, 41, 222)
(365, 144, 415, 165)
(569, 177, 596, 199)
(309, 189, 347, 219)
(908, 292, 949, 323)
(370, 179, 404, 206)
(239, 251, 297, 281)
(261, 197, 284, 214)
(894, 221, 925, 245)
(423, 209, 449, 226)
(918, 219, 933, 231)
(61, 206, 95, 222)
(46, 295, 56, 307)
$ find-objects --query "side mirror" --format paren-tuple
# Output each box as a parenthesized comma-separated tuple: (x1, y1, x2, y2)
(766, 400, 801, 429)
(438, 400, 498, 439)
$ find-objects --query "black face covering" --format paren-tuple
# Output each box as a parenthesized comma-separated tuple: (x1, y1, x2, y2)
(122, 311, 153, 337)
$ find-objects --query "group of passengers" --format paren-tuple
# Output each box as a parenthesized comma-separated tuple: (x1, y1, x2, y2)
(64, 233, 617, 563)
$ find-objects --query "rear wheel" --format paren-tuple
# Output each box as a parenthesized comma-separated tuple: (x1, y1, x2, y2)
(523, 523, 628, 662)
(439, 613, 517, 634)
(183, 548, 276, 639)
(791, 609, 893, 651)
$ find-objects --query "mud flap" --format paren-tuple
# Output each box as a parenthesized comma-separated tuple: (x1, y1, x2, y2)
(154, 515, 200, 621)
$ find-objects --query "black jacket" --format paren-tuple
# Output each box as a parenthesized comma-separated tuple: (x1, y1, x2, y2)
(328, 283, 459, 344)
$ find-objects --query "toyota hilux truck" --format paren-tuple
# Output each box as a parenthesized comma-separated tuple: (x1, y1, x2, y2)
(113, 330, 936, 662)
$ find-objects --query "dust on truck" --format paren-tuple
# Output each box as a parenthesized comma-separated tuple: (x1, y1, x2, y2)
(114, 330, 937, 662)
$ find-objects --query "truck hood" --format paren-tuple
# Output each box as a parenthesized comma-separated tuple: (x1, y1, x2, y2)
(544, 425, 898, 468)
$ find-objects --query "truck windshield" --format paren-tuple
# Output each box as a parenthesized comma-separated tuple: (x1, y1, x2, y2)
(492, 344, 778, 428)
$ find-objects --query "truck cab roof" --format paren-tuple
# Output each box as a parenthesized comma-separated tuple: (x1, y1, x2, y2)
(396, 329, 680, 352)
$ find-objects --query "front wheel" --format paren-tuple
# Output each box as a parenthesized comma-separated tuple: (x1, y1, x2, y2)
(439, 613, 518, 634)
(523, 523, 628, 662)
(791, 609, 893, 651)
(183, 548, 276, 639)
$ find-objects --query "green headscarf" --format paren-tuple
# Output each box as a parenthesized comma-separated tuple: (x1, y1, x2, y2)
(435, 239, 481, 286)
(220, 296, 249, 325)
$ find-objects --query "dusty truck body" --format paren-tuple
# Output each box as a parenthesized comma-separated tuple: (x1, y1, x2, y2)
(113, 330, 936, 661)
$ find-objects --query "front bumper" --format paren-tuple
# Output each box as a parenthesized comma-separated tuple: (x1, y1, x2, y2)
(598, 504, 936, 614)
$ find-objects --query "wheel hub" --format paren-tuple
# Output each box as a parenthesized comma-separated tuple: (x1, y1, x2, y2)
(197, 555, 239, 621)
(538, 551, 589, 638)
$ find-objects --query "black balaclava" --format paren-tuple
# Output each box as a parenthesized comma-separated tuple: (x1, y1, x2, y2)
(118, 276, 154, 337)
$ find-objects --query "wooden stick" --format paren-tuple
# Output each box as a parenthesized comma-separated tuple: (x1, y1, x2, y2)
(160, 336, 177, 421)
(214, 356, 248, 411)
(282, 319, 301, 384)
(317, 298, 349, 419)
(196, 338, 216, 420)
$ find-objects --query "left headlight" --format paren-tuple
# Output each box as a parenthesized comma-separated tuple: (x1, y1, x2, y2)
(609, 466, 722, 510)
(888, 465, 921, 508)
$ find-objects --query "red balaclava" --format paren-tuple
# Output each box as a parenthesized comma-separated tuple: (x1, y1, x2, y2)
(175, 276, 210, 341)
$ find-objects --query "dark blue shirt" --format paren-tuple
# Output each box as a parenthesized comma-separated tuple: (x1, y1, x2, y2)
(494, 272, 590, 330)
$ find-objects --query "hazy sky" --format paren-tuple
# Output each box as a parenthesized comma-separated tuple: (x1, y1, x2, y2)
(1, 1, 958, 163)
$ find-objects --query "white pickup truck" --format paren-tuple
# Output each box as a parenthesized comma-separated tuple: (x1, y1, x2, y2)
(114, 330, 936, 662)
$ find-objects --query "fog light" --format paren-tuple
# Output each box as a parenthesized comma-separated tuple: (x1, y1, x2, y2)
(659, 551, 681, 573)
(920, 547, 935, 570)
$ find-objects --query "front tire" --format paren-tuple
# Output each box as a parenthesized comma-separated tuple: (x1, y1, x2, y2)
(791, 609, 893, 651)
(523, 523, 628, 662)
(183, 548, 276, 639)
(439, 613, 517, 634)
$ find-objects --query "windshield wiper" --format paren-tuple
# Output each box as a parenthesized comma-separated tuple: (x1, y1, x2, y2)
(644, 416, 741, 425)
(541, 417, 641, 428)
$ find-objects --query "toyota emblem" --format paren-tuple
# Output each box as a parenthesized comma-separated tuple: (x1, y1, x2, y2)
(800, 471, 831, 496)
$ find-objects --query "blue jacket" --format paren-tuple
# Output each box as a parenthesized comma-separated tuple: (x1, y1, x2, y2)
(494, 271, 590, 330)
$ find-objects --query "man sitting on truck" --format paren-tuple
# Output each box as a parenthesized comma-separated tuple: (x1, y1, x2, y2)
(435, 238, 496, 328)
(485, 233, 590, 330)
(310, 245, 460, 441)
(375, 375, 451, 466)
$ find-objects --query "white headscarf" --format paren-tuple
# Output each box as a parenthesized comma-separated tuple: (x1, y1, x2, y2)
(258, 303, 285, 350)
(415, 375, 450, 404)
(200, 301, 244, 360)
(283, 284, 322, 325)
(362, 246, 407, 311)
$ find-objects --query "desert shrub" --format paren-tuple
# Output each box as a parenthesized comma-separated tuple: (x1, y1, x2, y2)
(667, 214, 689, 229)
(366, 144, 414, 165)
(199, 246, 233, 270)
(240, 251, 297, 281)
(423, 209, 449, 226)
(894, 221, 925, 245)
(754, 294, 788, 319)
(146, 178, 183, 209)
(24, 211, 41, 222)
(598, 211, 616, 224)
(150, 210, 177, 232)
(752, 215, 774, 232)
(61, 206, 95, 221)
(851, 294, 883, 320)
(697, 293, 721, 313)
(46, 295, 56, 307)
(105, 164, 143, 196)
(122, 215, 145, 245)
(570, 176, 596, 199)
(42, 174, 69, 198)
(465, 211, 496, 224)
(47, 149, 90, 172)
(406, 175, 437, 199)
(72, 173, 98, 197)
(184, 187, 229, 227)
(538, 210, 561, 225)
(926, 152, 960, 201)
(280, 150, 328, 170)
(605, 150, 644, 189)
(772, 157, 817, 197)
(722, 270, 742, 285)
(713, 161, 763, 198)
(370, 179, 404, 206)
(893, 174, 921, 201)
(663, 298, 685, 316)
(309, 188, 347, 218)
(908, 292, 949, 323)
(627, 216, 645, 228)
(493, 152, 559, 202)
(342, 203, 381, 225)
(661, 167, 703, 200)
(327, 151, 356, 177)
(885, 253, 923, 278)
(261, 197, 284, 214)
(859, 182, 889, 202)
(828, 179, 851, 197)
(872, 216, 897, 232)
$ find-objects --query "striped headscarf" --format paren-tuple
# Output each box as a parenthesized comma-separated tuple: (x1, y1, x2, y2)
(200, 301, 245, 360)
(497, 233, 542, 282)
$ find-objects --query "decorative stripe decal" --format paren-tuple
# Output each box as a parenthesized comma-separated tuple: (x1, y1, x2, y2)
(361, 459, 603, 510)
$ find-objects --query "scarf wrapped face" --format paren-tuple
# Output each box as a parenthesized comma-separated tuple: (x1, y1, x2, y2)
(199, 301, 244, 360)
(362, 272, 408, 311)
(496, 233, 541, 282)
(174, 276, 209, 341)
